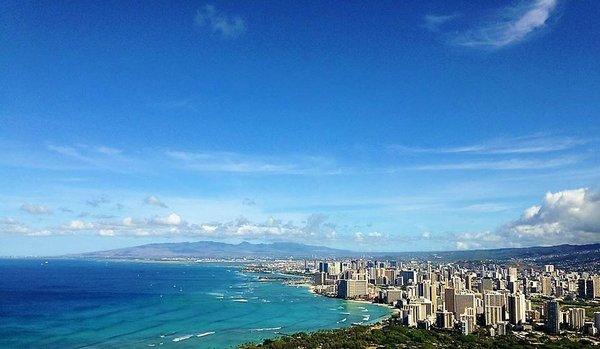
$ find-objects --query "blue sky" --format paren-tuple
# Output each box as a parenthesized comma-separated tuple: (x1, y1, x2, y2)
(1, 0, 599, 256)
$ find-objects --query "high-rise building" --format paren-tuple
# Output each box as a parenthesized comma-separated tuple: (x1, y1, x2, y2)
(444, 287, 455, 313)
(383, 288, 402, 305)
(508, 293, 526, 325)
(508, 267, 518, 282)
(484, 292, 506, 325)
(569, 308, 585, 331)
(384, 269, 396, 285)
(406, 285, 418, 300)
(314, 272, 327, 285)
(465, 274, 473, 291)
(318, 262, 329, 273)
(480, 278, 494, 293)
(436, 310, 454, 329)
(585, 277, 600, 299)
(418, 280, 431, 299)
(540, 276, 552, 296)
(337, 279, 368, 299)
(401, 270, 417, 285)
(578, 278, 587, 299)
(485, 306, 504, 326)
(546, 299, 561, 334)
(454, 293, 476, 317)
(460, 307, 476, 335)
(544, 265, 555, 273)
(508, 280, 520, 294)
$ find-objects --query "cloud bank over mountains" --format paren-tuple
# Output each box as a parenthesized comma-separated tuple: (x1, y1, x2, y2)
(454, 188, 600, 249)
(3, 188, 599, 251)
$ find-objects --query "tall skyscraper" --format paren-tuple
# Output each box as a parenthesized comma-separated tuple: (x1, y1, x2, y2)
(508, 293, 526, 325)
(454, 293, 476, 317)
(578, 278, 587, 299)
(508, 267, 518, 282)
(444, 287, 455, 313)
(540, 276, 552, 296)
(546, 299, 561, 334)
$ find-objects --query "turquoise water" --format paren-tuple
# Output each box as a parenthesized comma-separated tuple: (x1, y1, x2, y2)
(0, 259, 390, 348)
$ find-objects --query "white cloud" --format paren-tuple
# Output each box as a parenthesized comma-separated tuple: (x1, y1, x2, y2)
(455, 241, 469, 250)
(152, 213, 183, 226)
(20, 203, 53, 215)
(144, 195, 168, 208)
(454, 0, 558, 48)
(453, 188, 600, 249)
(66, 220, 92, 230)
(122, 217, 134, 226)
(501, 188, 600, 243)
(195, 5, 246, 38)
(27, 230, 53, 237)
(452, 231, 503, 250)
(99, 229, 115, 236)
(0, 217, 31, 235)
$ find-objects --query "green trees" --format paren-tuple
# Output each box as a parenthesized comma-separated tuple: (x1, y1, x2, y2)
(239, 321, 595, 349)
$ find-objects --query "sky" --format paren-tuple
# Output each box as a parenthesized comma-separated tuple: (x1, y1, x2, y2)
(1, 0, 599, 256)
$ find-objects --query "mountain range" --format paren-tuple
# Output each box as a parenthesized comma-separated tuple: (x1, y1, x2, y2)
(75, 240, 600, 267)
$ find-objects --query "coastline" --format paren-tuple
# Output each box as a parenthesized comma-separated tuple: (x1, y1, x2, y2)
(268, 270, 397, 325)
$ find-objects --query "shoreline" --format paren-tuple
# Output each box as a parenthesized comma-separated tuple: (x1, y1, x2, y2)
(270, 271, 397, 325)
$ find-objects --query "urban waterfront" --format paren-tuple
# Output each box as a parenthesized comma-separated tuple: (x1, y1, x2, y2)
(0, 259, 390, 348)
(245, 256, 600, 347)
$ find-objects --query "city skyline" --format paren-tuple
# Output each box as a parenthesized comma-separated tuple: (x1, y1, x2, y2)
(2, 0, 600, 256)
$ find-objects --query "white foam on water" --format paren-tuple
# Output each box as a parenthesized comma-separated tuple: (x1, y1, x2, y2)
(196, 331, 215, 338)
(172, 334, 193, 342)
(250, 327, 282, 332)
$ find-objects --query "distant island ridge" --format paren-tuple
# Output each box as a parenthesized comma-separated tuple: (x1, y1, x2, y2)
(60, 240, 600, 265)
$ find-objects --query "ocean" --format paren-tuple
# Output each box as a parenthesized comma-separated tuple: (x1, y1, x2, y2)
(0, 259, 391, 348)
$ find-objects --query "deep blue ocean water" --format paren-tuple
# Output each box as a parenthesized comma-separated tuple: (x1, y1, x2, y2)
(0, 259, 390, 348)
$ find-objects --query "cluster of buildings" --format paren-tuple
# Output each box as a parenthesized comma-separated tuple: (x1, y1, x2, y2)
(311, 259, 600, 338)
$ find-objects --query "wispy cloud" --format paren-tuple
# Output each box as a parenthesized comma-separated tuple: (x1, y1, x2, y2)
(391, 134, 585, 155)
(242, 198, 256, 206)
(94, 146, 122, 155)
(453, 0, 558, 48)
(165, 150, 341, 175)
(20, 203, 53, 215)
(86, 196, 110, 207)
(410, 156, 580, 171)
(423, 14, 460, 31)
(144, 196, 168, 208)
(195, 4, 246, 38)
